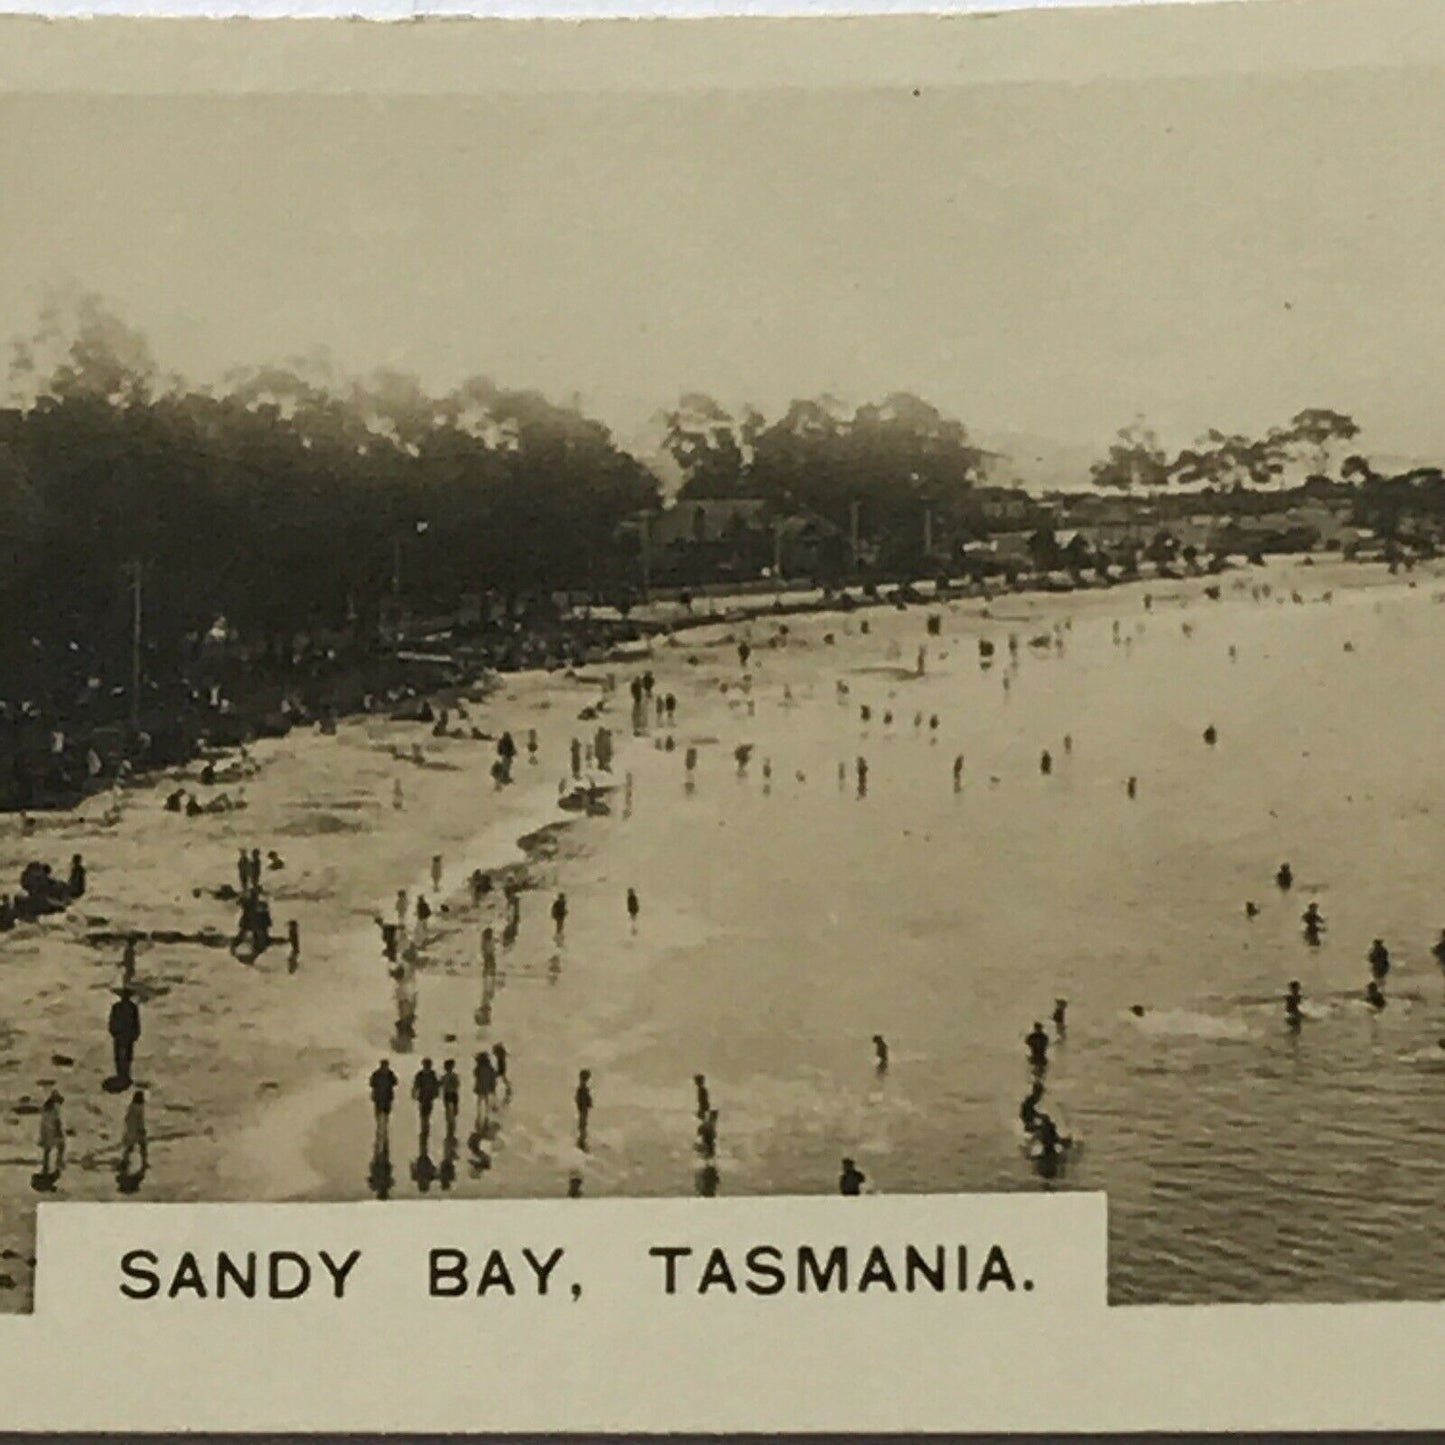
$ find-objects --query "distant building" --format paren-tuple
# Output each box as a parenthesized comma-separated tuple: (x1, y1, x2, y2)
(649, 498, 770, 548)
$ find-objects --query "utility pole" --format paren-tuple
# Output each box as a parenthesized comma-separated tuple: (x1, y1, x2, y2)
(849, 499, 861, 575)
(129, 560, 143, 733)
(923, 505, 934, 561)
(772, 518, 783, 582)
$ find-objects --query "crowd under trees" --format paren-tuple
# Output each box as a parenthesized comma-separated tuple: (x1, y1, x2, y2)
(3, 296, 1442, 741)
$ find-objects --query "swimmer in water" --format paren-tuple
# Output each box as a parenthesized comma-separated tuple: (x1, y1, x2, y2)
(1203, 725, 1217, 746)
(1039, 750, 1052, 776)
(1285, 980, 1304, 1029)
(1366, 979, 1387, 1012)
(1368, 938, 1391, 982)
(1302, 902, 1324, 944)
(1126, 776, 1138, 800)
(1025, 1021, 1050, 1070)
(872, 1034, 889, 1073)
(1129, 1004, 1146, 1018)
(1019, 1081, 1044, 1133)
(1276, 862, 1294, 891)
(1245, 901, 1260, 919)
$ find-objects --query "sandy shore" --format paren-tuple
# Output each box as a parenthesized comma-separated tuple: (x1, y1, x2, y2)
(0, 554, 1428, 1307)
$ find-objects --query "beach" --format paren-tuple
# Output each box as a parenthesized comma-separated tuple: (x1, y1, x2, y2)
(5, 556, 1445, 1307)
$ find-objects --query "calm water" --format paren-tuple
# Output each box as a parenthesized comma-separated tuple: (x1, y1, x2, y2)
(429, 563, 1445, 1305)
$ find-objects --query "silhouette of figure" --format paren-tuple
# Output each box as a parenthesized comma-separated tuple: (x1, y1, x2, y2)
(369, 1058, 398, 1154)
(120, 1089, 148, 1176)
(412, 1058, 440, 1151)
(108, 986, 141, 1087)
(575, 1069, 593, 1150)
(1026, 1021, 1050, 1072)
(37, 1089, 65, 1180)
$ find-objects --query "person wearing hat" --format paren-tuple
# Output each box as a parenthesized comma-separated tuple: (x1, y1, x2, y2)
(108, 986, 141, 1086)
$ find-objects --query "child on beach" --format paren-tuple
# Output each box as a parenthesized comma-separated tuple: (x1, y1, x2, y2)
(120, 1090, 148, 1175)
(38, 1090, 65, 1178)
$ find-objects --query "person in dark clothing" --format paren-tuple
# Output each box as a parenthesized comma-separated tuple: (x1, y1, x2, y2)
(369, 1059, 398, 1152)
(872, 1034, 889, 1073)
(249, 849, 262, 893)
(67, 854, 86, 900)
(108, 987, 141, 1086)
(412, 1058, 440, 1148)
(1026, 1022, 1050, 1071)
(492, 1042, 510, 1101)
(839, 1157, 866, 1195)
(697, 1109, 718, 1160)
(287, 920, 301, 973)
(575, 1069, 593, 1148)
(551, 892, 568, 943)
(1020, 1081, 1045, 1133)
(1368, 939, 1391, 982)
(473, 1050, 498, 1130)
(1276, 862, 1294, 891)
(1285, 980, 1304, 1030)
(1052, 998, 1067, 1036)
(441, 1059, 461, 1140)
(693, 1073, 710, 1119)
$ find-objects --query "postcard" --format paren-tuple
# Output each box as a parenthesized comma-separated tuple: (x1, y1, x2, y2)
(3, 0, 1445, 1430)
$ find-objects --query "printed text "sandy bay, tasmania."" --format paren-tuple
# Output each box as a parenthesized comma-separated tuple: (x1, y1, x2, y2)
(114, 1242, 1033, 1302)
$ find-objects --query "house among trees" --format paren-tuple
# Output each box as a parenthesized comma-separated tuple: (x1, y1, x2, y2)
(644, 497, 847, 585)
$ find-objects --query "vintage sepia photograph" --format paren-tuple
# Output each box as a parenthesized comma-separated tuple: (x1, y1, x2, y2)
(4, 0, 1445, 1317)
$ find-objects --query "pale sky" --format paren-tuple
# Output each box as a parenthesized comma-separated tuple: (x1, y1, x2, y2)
(3, 31, 1444, 463)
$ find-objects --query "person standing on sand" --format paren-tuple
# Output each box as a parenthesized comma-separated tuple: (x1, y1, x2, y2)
(473, 1050, 498, 1130)
(38, 1089, 65, 1178)
(570, 737, 583, 779)
(481, 926, 497, 979)
(492, 1042, 511, 1102)
(120, 1090, 148, 1175)
(575, 1069, 593, 1150)
(694, 1073, 710, 1119)
(287, 920, 301, 973)
(412, 1059, 440, 1150)
(552, 892, 568, 943)
(626, 888, 640, 934)
(67, 854, 86, 900)
(872, 1034, 889, 1074)
(108, 986, 141, 1086)
(393, 778, 405, 810)
(431, 855, 443, 894)
(236, 847, 249, 893)
(369, 1059, 398, 1153)
(441, 1059, 461, 1140)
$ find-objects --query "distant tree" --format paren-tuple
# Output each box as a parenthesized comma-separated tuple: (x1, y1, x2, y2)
(1090, 419, 1172, 492)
